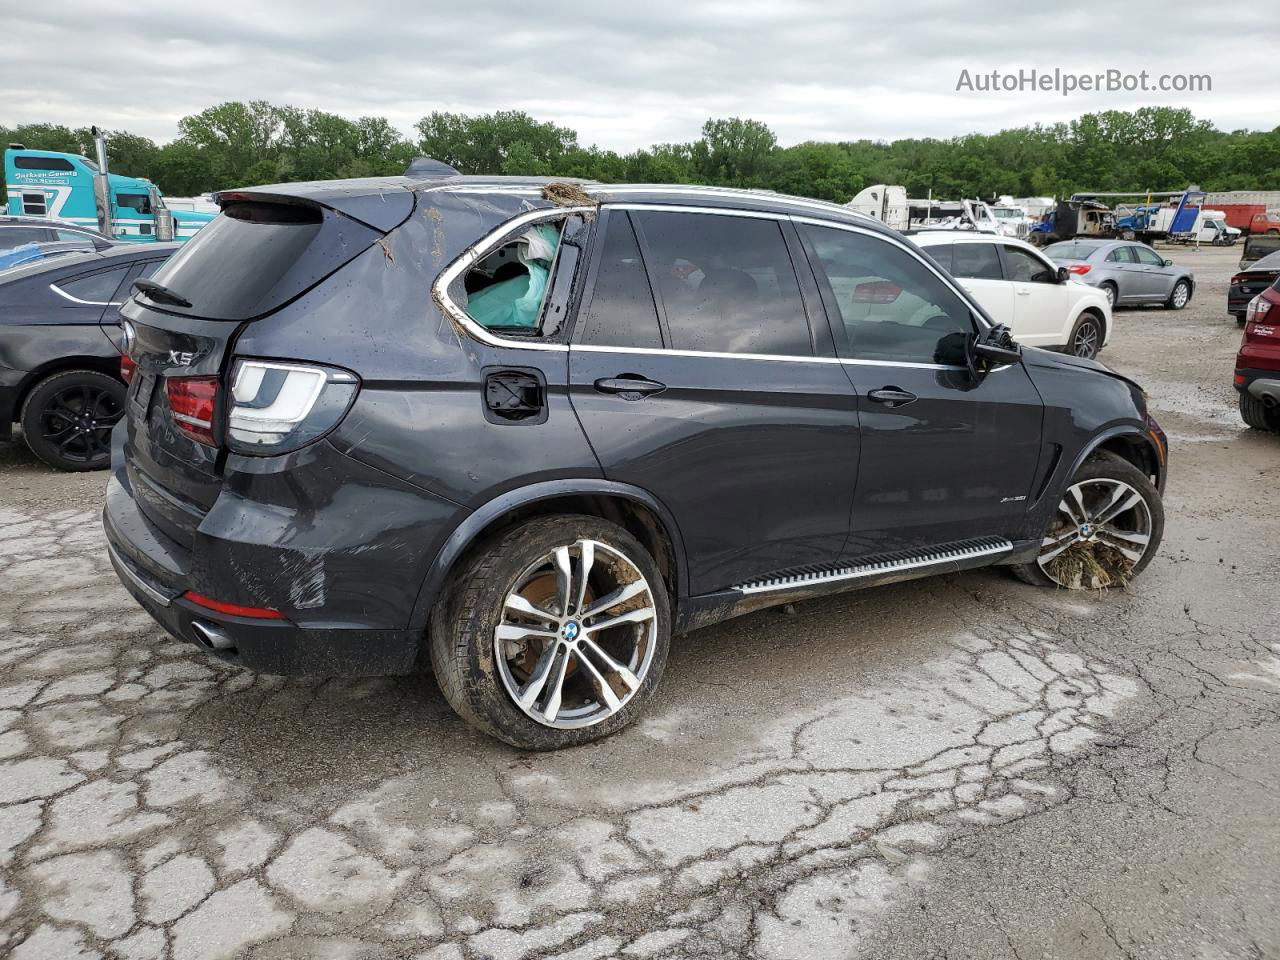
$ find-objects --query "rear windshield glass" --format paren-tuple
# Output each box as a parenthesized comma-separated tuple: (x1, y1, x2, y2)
(1042, 242, 1098, 261)
(139, 200, 377, 320)
(1245, 237, 1280, 260)
(1251, 251, 1280, 271)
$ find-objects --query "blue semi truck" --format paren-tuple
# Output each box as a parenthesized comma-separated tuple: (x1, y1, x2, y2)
(4, 128, 213, 243)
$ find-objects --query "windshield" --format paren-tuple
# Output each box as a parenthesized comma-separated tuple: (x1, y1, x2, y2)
(1043, 241, 1099, 261)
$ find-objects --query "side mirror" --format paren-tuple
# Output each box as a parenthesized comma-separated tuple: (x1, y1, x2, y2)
(1163, 258, 1173, 267)
(1056, 266, 1070, 283)
(971, 324, 1022, 368)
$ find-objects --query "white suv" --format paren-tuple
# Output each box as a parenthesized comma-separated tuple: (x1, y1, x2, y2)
(913, 232, 1112, 358)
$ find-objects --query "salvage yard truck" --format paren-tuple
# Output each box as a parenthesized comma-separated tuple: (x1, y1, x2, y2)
(3, 128, 213, 243)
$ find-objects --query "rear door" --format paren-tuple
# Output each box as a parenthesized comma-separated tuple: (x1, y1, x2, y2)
(797, 221, 1044, 557)
(949, 240, 1014, 325)
(998, 243, 1069, 346)
(567, 206, 860, 595)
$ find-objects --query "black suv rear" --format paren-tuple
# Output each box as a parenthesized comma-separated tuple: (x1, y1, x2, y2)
(105, 175, 1167, 750)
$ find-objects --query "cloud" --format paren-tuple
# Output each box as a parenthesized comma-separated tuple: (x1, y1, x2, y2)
(2, 0, 1276, 149)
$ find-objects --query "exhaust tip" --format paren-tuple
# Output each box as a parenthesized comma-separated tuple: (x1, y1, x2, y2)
(190, 621, 236, 652)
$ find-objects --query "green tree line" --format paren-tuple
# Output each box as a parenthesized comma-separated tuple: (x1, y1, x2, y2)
(4, 102, 1279, 205)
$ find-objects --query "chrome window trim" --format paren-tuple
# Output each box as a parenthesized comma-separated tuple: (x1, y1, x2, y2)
(431, 200, 992, 372)
(49, 282, 120, 307)
(431, 205, 595, 352)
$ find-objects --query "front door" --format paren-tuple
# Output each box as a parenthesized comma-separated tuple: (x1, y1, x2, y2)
(796, 221, 1044, 557)
(567, 207, 861, 595)
(999, 242, 1069, 347)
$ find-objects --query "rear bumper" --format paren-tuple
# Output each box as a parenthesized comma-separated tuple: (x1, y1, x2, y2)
(102, 438, 462, 676)
(1234, 368, 1280, 406)
(104, 533, 419, 675)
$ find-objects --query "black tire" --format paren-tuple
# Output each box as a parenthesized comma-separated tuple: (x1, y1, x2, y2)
(1010, 452, 1164, 590)
(1236, 315, 1247, 326)
(1166, 279, 1191, 310)
(1067, 312, 1104, 359)
(1099, 282, 1118, 310)
(19, 369, 125, 472)
(429, 514, 671, 751)
(1240, 392, 1280, 432)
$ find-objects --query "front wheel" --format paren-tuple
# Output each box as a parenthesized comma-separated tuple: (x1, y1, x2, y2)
(1068, 313, 1103, 359)
(429, 515, 671, 750)
(20, 369, 125, 471)
(1166, 280, 1191, 310)
(1099, 282, 1117, 310)
(1011, 453, 1164, 590)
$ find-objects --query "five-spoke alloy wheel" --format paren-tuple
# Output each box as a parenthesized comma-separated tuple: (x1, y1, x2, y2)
(430, 515, 670, 750)
(495, 538, 658, 729)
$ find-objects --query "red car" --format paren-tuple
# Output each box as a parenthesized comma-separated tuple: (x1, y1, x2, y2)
(1236, 280, 1280, 431)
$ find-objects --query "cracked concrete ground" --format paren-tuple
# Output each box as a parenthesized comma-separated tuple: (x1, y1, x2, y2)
(1, 244, 1277, 959)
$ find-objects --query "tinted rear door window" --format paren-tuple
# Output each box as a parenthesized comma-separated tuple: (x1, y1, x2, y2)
(631, 211, 812, 356)
(1133, 246, 1165, 267)
(576, 212, 662, 349)
(951, 242, 1003, 280)
(921, 243, 953, 273)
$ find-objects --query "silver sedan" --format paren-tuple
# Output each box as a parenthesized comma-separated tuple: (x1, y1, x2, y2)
(1043, 239, 1196, 310)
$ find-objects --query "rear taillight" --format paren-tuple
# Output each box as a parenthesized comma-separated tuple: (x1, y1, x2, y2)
(166, 376, 219, 446)
(1246, 295, 1274, 325)
(120, 353, 136, 385)
(226, 359, 359, 454)
(1230, 273, 1249, 286)
(1067, 264, 1091, 275)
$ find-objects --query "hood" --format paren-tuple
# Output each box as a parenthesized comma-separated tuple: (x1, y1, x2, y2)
(1022, 346, 1144, 392)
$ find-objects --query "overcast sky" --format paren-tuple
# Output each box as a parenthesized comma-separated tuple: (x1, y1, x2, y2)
(3, 1, 1277, 149)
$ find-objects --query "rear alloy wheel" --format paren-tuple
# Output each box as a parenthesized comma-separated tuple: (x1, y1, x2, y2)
(1068, 313, 1103, 359)
(20, 370, 125, 471)
(1240, 392, 1280, 432)
(1167, 280, 1191, 310)
(1011, 453, 1163, 590)
(430, 515, 670, 750)
(1100, 282, 1117, 310)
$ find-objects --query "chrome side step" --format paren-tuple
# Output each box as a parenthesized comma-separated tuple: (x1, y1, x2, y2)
(732, 537, 1013, 595)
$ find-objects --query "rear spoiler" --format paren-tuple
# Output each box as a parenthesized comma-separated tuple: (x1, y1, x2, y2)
(212, 179, 415, 233)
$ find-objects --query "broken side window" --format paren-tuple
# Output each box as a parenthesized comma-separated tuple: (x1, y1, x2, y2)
(463, 220, 564, 332)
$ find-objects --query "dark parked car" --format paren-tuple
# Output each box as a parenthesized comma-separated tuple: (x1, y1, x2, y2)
(0, 215, 112, 254)
(1239, 234, 1280, 271)
(0, 243, 178, 469)
(1228, 250, 1280, 324)
(105, 177, 1167, 750)
(1043, 239, 1194, 310)
(1236, 277, 1280, 432)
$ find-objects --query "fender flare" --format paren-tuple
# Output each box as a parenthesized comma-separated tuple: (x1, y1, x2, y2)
(407, 478, 688, 630)
(1066, 423, 1163, 486)
(1023, 423, 1163, 540)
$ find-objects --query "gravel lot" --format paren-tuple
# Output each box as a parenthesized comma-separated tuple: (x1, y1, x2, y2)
(1, 243, 1277, 959)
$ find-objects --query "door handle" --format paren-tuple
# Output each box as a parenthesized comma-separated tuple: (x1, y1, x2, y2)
(594, 376, 666, 399)
(867, 387, 918, 407)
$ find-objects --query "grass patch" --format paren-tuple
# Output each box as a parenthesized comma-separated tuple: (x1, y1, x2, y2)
(1045, 540, 1134, 590)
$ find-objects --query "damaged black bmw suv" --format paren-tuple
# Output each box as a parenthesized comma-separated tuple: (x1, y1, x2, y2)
(104, 173, 1167, 750)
